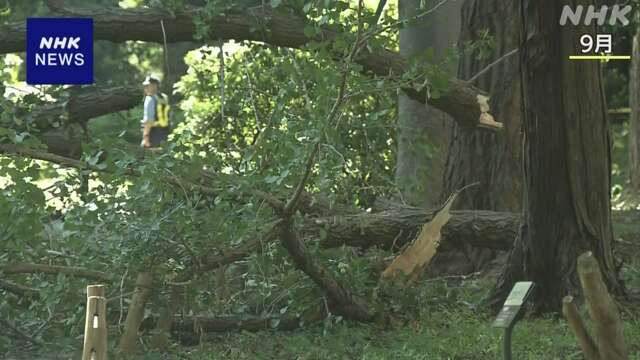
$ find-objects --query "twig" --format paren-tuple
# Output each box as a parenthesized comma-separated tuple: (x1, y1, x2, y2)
(283, 142, 320, 217)
(218, 39, 225, 123)
(160, 19, 170, 84)
(0, 143, 218, 196)
(0, 279, 40, 298)
(370, 0, 387, 28)
(424, 271, 481, 283)
(118, 268, 128, 327)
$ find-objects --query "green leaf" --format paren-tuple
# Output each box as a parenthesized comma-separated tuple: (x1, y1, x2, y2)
(0, 1, 11, 17)
(303, 25, 317, 38)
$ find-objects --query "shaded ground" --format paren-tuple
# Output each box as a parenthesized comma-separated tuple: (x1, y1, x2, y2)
(6, 209, 639, 360)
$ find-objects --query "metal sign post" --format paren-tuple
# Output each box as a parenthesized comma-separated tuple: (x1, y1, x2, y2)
(492, 281, 535, 360)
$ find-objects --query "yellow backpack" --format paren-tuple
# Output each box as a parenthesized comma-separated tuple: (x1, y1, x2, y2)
(152, 93, 171, 128)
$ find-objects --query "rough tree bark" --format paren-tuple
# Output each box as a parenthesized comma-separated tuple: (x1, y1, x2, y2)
(396, 0, 461, 207)
(489, 0, 624, 312)
(17, 86, 140, 158)
(314, 207, 519, 251)
(442, 0, 522, 212)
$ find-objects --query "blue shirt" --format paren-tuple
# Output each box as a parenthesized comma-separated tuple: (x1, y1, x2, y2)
(142, 95, 156, 124)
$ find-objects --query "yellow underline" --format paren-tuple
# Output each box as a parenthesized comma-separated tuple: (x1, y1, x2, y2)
(569, 55, 631, 60)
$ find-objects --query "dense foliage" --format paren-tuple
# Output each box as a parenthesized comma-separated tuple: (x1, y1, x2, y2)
(1, 0, 639, 358)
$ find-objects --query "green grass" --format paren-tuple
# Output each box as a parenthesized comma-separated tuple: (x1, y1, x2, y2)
(104, 210, 640, 359)
(133, 297, 640, 360)
(7, 208, 640, 360)
(13, 302, 640, 359)
(6, 209, 640, 360)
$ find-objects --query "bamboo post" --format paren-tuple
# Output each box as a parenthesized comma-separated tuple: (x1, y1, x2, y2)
(82, 285, 107, 360)
(577, 252, 628, 360)
(562, 252, 628, 360)
(562, 295, 598, 360)
(119, 272, 153, 355)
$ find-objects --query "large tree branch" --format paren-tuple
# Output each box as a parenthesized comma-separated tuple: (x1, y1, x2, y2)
(0, 278, 40, 298)
(27, 86, 140, 129)
(12, 86, 141, 158)
(0, 4, 499, 130)
(1, 141, 521, 255)
(313, 207, 521, 251)
(0, 143, 221, 197)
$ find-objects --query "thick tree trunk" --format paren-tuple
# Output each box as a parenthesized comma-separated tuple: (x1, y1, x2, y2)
(490, 0, 623, 312)
(442, 0, 522, 212)
(629, 30, 640, 190)
(396, 0, 461, 207)
(20, 85, 140, 158)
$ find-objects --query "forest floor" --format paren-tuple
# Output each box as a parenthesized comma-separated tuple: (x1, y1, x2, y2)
(13, 211, 637, 360)
(160, 211, 640, 360)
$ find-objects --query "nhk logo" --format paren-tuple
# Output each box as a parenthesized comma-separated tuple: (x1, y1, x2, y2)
(26, 18, 93, 85)
(559, 5, 632, 26)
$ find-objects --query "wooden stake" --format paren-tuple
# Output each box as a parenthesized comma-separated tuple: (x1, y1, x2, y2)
(562, 295, 598, 360)
(82, 285, 107, 360)
(577, 252, 628, 360)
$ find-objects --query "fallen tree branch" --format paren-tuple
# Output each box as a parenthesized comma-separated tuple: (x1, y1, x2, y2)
(283, 142, 320, 217)
(0, 318, 44, 346)
(5, 86, 140, 158)
(0, 278, 40, 298)
(0, 144, 219, 196)
(0, 143, 310, 210)
(273, 12, 383, 322)
(170, 207, 520, 287)
(279, 217, 378, 322)
(313, 207, 520, 251)
(26, 86, 140, 129)
(176, 220, 282, 282)
(381, 188, 462, 283)
(0, 4, 498, 130)
(1, 263, 111, 281)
